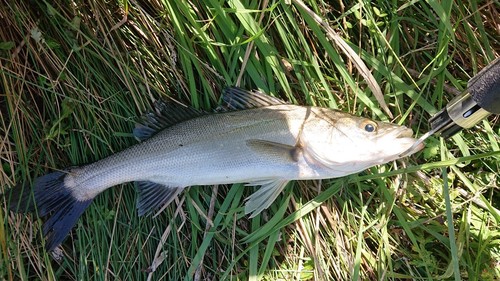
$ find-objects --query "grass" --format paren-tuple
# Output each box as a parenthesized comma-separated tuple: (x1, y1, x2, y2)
(1, 0, 499, 280)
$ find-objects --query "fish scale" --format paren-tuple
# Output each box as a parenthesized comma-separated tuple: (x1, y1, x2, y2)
(7, 87, 421, 250)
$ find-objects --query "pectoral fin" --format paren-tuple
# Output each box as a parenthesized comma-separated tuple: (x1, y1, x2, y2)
(245, 139, 301, 162)
(245, 179, 290, 217)
(135, 181, 184, 217)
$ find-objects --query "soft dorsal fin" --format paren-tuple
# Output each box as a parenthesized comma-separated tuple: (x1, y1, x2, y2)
(221, 87, 286, 110)
(133, 100, 204, 141)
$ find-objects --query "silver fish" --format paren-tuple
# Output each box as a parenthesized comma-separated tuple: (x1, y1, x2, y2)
(8, 87, 421, 250)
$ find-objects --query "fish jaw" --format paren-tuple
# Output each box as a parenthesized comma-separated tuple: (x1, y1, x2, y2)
(373, 126, 423, 163)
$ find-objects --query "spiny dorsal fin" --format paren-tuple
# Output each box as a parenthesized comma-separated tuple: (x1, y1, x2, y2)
(134, 87, 285, 141)
(133, 100, 204, 141)
(221, 87, 286, 111)
(135, 181, 184, 217)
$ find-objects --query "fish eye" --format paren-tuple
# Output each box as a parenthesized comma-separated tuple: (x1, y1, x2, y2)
(361, 121, 377, 133)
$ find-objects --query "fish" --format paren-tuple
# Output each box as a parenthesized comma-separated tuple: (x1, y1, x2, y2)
(7, 87, 422, 250)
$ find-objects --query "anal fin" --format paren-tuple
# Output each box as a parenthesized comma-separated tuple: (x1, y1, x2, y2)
(245, 179, 290, 217)
(135, 181, 183, 217)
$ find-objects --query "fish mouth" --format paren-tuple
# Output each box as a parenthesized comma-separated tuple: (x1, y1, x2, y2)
(396, 127, 414, 138)
(395, 127, 425, 156)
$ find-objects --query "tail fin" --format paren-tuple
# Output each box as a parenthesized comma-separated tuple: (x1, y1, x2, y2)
(8, 171, 93, 251)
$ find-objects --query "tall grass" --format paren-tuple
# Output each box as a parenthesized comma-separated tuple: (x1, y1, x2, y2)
(1, 0, 499, 280)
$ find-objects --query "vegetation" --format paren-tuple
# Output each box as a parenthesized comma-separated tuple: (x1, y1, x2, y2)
(1, 0, 499, 280)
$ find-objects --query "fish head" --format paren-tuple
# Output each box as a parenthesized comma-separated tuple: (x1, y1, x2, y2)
(302, 111, 422, 174)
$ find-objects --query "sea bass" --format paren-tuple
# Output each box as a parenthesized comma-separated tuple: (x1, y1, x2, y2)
(8, 87, 421, 250)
